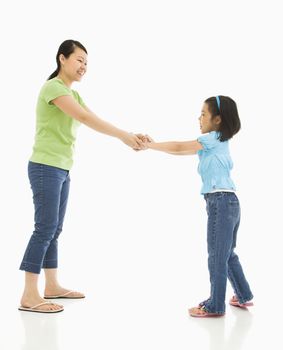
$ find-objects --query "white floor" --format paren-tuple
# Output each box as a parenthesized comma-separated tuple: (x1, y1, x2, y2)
(1, 279, 281, 350)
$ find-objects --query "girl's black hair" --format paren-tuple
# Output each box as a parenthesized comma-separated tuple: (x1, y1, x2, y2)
(205, 95, 241, 141)
(48, 39, 88, 80)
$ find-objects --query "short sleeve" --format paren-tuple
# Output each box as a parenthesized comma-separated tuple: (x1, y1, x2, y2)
(197, 131, 219, 151)
(73, 90, 87, 108)
(41, 79, 72, 104)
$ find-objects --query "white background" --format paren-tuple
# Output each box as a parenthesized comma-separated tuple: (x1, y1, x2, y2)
(1, 0, 282, 349)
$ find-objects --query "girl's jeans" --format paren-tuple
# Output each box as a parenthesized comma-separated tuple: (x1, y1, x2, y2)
(202, 192, 253, 314)
(20, 161, 70, 274)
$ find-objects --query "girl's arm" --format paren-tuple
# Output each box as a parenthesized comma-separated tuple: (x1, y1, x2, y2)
(52, 95, 143, 149)
(146, 140, 203, 155)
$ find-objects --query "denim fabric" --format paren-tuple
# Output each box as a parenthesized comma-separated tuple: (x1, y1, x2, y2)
(20, 161, 70, 274)
(202, 192, 253, 314)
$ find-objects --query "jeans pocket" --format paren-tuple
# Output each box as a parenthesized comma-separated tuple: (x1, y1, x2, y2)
(228, 200, 240, 221)
(228, 199, 239, 205)
(227, 192, 239, 204)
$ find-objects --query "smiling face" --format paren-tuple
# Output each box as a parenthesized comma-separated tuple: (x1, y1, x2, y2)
(199, 102, 221, 134)
(59, 47, 88, 82)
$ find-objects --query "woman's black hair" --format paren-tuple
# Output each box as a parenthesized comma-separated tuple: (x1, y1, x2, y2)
(48, 39, 88, 80)
(205, 95, 241, 141)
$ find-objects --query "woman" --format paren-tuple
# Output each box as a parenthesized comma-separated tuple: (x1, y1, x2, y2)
(19, 39, 145, 313)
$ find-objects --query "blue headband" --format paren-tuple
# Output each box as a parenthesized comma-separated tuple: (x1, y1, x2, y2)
(216, 96, 220, 110)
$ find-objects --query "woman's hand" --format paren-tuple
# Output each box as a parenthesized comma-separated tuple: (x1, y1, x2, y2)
(119, 132, 145, 150)
(133, 134, 154, 150)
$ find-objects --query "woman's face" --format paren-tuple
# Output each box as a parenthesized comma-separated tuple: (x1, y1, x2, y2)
(59, 47, 88, 82)
(199, 102, 221, 134)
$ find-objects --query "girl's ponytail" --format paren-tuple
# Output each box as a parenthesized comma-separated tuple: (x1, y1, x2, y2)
(204, 96, 241, 141)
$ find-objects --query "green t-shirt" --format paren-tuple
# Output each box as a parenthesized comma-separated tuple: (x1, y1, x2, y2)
(30, 78, 86, 170)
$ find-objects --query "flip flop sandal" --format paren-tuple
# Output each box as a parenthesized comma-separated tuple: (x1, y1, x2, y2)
(189, 306, 225, 318)
(44, 291, 85, 299)
(18, 301, 64, 313)
(229, 296, 254, 308)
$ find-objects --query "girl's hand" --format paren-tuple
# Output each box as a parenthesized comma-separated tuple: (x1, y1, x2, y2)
(144, 134, 154, 143)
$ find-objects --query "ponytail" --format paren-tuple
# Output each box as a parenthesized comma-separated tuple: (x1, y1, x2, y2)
(47, 68, 60, 80)
(204, 96, 241, 141)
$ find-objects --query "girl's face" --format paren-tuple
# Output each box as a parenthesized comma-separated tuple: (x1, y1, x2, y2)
(199, 102, 221, 134)
(59, 47, 88, 82)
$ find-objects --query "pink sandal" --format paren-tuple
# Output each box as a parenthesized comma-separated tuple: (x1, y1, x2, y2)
(229, 296, 254, 308)
(189, 306, 225, 318)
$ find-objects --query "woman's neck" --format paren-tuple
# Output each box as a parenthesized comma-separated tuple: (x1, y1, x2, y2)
(56, 73, 72, 88)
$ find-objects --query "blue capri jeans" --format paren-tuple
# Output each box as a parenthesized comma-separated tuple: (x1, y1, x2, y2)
(20, 161, 70, 274)
(202, 192, 253, 314)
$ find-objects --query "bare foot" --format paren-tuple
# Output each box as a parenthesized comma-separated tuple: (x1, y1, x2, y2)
(229, 295, 254, 307)
(44, 286, 85, 298)
(20, 293, 63, 311)
(189, 306, 224, 317)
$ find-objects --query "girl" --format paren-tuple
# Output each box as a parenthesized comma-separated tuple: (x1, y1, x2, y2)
(144, 96, 253, 317)
(19, 39, 145, 313)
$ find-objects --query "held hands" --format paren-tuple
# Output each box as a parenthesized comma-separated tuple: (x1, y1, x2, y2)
(133, 133, 154, 151)
(120, 132, 154, 151)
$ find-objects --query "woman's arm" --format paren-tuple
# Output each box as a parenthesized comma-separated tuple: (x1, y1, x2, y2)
(146, 140, 203, 155)
(52, 95, 143, 149)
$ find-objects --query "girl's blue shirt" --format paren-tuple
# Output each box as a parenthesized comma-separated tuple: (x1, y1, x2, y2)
(197, 131, 236, 195)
